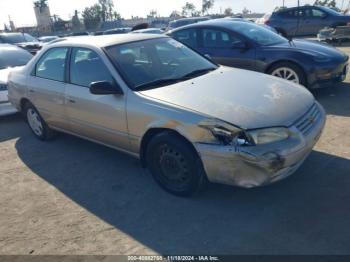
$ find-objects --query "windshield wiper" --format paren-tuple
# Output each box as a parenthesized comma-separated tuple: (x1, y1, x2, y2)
(134, 68, 216, 91)
(135, 78, 181, 91)
(181, 67, 216, 79)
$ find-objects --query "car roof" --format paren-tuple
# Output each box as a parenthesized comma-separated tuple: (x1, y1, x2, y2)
(0, 43, 24, 50)
(169, 19, 250, 32)
(0, 43, 32, 54)
(48, 34, 167, 48)
(171, 17, 210, 23)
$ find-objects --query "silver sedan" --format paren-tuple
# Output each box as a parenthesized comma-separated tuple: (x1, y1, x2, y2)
(8, 34, 326, 196)
(0, 44, 32, 116)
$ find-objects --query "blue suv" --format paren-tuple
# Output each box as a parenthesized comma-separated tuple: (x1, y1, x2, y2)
(267, 5, 350, 37)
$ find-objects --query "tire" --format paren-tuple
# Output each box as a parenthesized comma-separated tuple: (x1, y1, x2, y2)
(267, 62, 307, 87)
(24, 102, 55, 141)
(146, 132, 207, 197)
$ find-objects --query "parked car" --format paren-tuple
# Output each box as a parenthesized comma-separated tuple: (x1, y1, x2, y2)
(103, 28, 132, 35)
(168, 19, 349, 88)
(0, 32, 42, 54)
(317, 25, 350, 43)
(38, 36, 60, 43)
(0, 44, 33, 116)
(256, 13, 272, 25)
(8, 34, 325, 196)
(266, 5, 350, 37)
(130, 28, 164, 34)
(167, 17, 211, 30)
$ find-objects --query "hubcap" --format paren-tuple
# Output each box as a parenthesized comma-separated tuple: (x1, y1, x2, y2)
(158, 145, 190, 188)
(271, 67, 300, 84)
(27, 109, 43, 136)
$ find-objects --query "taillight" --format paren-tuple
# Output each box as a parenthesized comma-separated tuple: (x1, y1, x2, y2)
(264, 20, 270, 25)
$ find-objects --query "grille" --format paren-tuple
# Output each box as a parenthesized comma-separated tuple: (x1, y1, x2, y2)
(294, 103, 321, 135)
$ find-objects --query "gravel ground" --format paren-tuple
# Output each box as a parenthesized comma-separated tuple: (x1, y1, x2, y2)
(0, 47, 350, 255)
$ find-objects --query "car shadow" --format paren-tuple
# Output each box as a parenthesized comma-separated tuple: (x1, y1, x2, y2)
(312, 81, 350, 117)
(0, 113, 24, 142)
(14, 133, 350, 254)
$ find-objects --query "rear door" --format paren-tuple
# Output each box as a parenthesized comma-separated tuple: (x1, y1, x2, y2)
(64, 47, 129, 150)
(197, 27, 256, 70)
(27, 47, 69, 129)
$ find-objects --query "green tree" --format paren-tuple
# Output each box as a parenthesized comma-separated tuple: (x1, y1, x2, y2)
(98, 0, 115, 22)
(224, 7, 233, 16)
(34, 0, 48, 8)
(314, 0, 340, 10)
(82, 4, 101, 30)
(202, 0, 214, 15)
(170, 10, 181, 18)
(182, 2, 200, 17)
(148, 10, 158, 18)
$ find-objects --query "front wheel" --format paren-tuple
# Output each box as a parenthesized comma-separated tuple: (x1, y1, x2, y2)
(268, 62, 307, 87)
(146, 132, 207, 197)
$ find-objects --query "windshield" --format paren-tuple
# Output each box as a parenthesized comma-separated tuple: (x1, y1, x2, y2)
(231, 22, 287, 46)
(319, 6, 341, 16)
(0, 46, 32, 69)
(106, 38, 217, 90)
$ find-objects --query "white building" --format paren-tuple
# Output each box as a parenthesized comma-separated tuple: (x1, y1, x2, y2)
(34, 2, 52, 32)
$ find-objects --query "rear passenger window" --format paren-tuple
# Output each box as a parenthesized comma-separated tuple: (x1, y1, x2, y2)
(172, 28, 198, 47)
(203, 29, 241, 48)
(35, 48, 68, 82)
(70, 48, 115, 88)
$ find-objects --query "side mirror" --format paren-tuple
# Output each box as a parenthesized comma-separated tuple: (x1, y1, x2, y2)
(90, 81, 123, 95)
(232, 41, 249, 50)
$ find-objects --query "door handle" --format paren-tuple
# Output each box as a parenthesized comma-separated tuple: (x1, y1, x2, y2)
(29, 89, 35, 93)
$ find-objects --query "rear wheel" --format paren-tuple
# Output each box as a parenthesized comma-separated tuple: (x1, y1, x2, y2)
(24, 102, 55, 140)
(146, 132, 207, 197)
(268, 62, 307, 87)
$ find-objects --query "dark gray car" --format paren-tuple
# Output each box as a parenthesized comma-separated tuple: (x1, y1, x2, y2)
(267, 5, 350, 37)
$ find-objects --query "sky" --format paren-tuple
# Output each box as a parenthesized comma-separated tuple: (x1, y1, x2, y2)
(0, 0, 347, 30)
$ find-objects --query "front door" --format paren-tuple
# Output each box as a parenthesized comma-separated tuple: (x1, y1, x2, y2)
(64, 47, 129, 150)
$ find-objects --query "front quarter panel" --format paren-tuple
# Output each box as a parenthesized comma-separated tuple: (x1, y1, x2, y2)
(126, 91, 219, 155)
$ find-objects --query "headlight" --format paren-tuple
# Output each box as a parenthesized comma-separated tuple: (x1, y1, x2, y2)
(246, 127, 290, 145)
(199, 119, 241, 145)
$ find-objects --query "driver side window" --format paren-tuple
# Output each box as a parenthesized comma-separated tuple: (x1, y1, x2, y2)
(311, 8, 327, 18)
(70, 48, 115, 88)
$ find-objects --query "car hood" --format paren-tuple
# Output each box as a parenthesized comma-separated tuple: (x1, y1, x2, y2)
(0, 66, 24, 84)
(269, 39, 348, 61)
(140, 67, 315, 129)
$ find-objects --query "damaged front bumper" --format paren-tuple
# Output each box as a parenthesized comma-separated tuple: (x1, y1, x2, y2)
(195, 102, 326, 188)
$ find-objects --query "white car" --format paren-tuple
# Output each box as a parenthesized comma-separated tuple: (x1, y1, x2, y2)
(0, 44, 32, 116)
